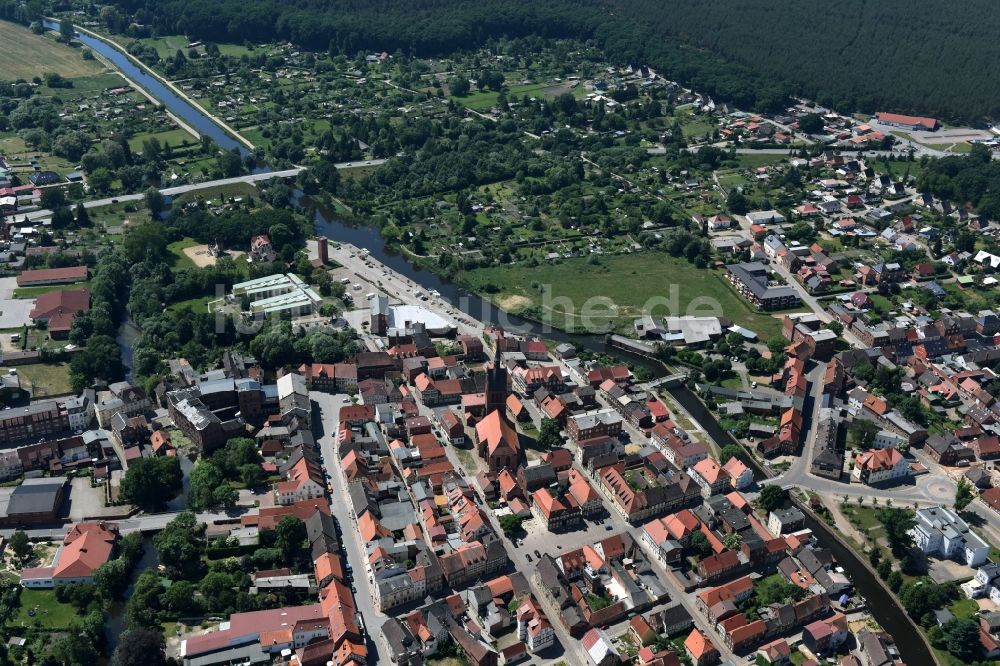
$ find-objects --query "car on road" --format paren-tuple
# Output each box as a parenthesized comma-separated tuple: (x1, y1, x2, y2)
(525, 553, 532, 562)
(605, 525, 613, 531)
(534, 549, 541, 559)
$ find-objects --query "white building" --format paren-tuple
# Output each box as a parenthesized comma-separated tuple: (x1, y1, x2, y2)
(0, 449, 22, 481)
(746, 210, 787, 226)
(231, 273, 322, 317)
(962, 562, 1000, 603)
(872, 430, 906, 449)
(912, 506, 989, 568)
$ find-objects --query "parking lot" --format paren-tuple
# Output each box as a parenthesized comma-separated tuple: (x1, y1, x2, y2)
(0, 276, 34, 330)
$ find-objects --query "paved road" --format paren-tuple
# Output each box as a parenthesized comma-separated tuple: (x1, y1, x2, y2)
(17, 169, 305, 222)
(16, 162, 385, 223)
(313, 391, 393, 665)
(0, 508, 244, 540)
(394, 371, 583, 664)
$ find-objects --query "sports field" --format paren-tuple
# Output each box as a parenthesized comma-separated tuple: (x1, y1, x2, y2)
(0, 21, 105, 80)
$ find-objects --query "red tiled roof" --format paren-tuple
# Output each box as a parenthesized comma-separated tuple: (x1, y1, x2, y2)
(17, 265, 87, 286)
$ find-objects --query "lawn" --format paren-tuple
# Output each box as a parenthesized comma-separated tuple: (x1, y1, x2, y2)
(13, 282, 92, 298)
(15, 363, 74, 397)
(0, 21, 106, 80)
(451, 81, 571, 111)
(136, 34, 255, 61)
(168, 237, 199, 270)
(9, 589, 78, 629)
(128, 128, 198, 152)
(462, 253, 785, 338)
(948, 597, 980, 619)
(166, 294, 213, 314)
(734, 153, 791, 168)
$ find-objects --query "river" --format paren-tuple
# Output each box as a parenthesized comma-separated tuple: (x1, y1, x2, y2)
(49, 21, 934, 666)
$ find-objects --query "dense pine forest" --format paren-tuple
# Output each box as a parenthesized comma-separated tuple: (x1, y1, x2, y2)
(33, 0, 1000, 122)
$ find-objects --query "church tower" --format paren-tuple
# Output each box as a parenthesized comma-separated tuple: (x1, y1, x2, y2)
(485, 331, 509, 415)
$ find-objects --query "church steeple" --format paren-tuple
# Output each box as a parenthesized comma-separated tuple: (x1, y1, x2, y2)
(485, 330, 509, 415)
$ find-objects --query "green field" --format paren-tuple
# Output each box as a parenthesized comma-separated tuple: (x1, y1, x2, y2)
(462, 253, 785, 337)
(137, 34, 253, 60)
(451, 81, 581, 111)
(0, 21, 106, 81)
(14, 363, 74, 397)
(168, 237, 200, 270)
(128, 128, 198, 152)
(9, 589, 78, 629)
(13, 283, 92, 298)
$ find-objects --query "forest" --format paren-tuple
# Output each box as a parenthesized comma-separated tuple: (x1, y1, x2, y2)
(91, 0, 1000, 122)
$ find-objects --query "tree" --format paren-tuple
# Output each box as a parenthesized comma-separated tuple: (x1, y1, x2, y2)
(88, 167, 113, 194)
(69, 333, 125, 392)
(122, 220, 169, 264)
(688, 530, 713, 558)
(719, 444, 747, 465)
(722, 532, 742, 551)
(154, 512, 204, 577)
(954, 478, 974, 511)
(75, 202, 90, 226)
(535, 418, 564, 450)
(161, 580, 200, 616)
(40, 187, 66, 210)
(275, 516, 307, 564)
(498, 514, 524, 536)
(112, 627, 167, 666)
(848, 419, 880, 449)
(448, 75, 470, 96)
(119, 531, 144, 565)
(886, 570, 904, 592)
(144, 187, 165, 216)
(124, 571, 163, 629)
(797, 113, 824, 134)
(757, 484, 786, 513)
(94, 557, 132, 599)
(58, 19, 75, 43)
(876, 558, 892, 579)
(727, 191, 748, 215)
(120, 457, 182, 511)
(899, 579, 957, 623)
(188, 461, 238, 511)
(943, 618, 982, 662)
(9, 530, 31, 563)
(876, 508, 916, 558)
(755, 574, 806, 605)
(49, 632, 97, 665)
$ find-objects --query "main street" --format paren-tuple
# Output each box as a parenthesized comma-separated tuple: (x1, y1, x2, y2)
(313, 391, 393, 665)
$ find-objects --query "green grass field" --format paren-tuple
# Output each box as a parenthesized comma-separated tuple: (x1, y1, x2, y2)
(14, 363, 74, 397)
(0, 22, 106, 81)
(462, 253, 785, 337)
(168, 237, 200, 270)
(137, 34, 252, 60)
(451, 81, 580, 111)
(13, 283, 91, 298)
(9, 589, 78, 629)
(128, 128, 198, 152)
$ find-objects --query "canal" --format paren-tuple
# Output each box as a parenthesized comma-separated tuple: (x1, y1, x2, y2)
(45, 19, 935, 666)
(43, 19, 250, 156)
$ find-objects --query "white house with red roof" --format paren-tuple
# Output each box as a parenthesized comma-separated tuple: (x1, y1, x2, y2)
(20, 522, 118, 588)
